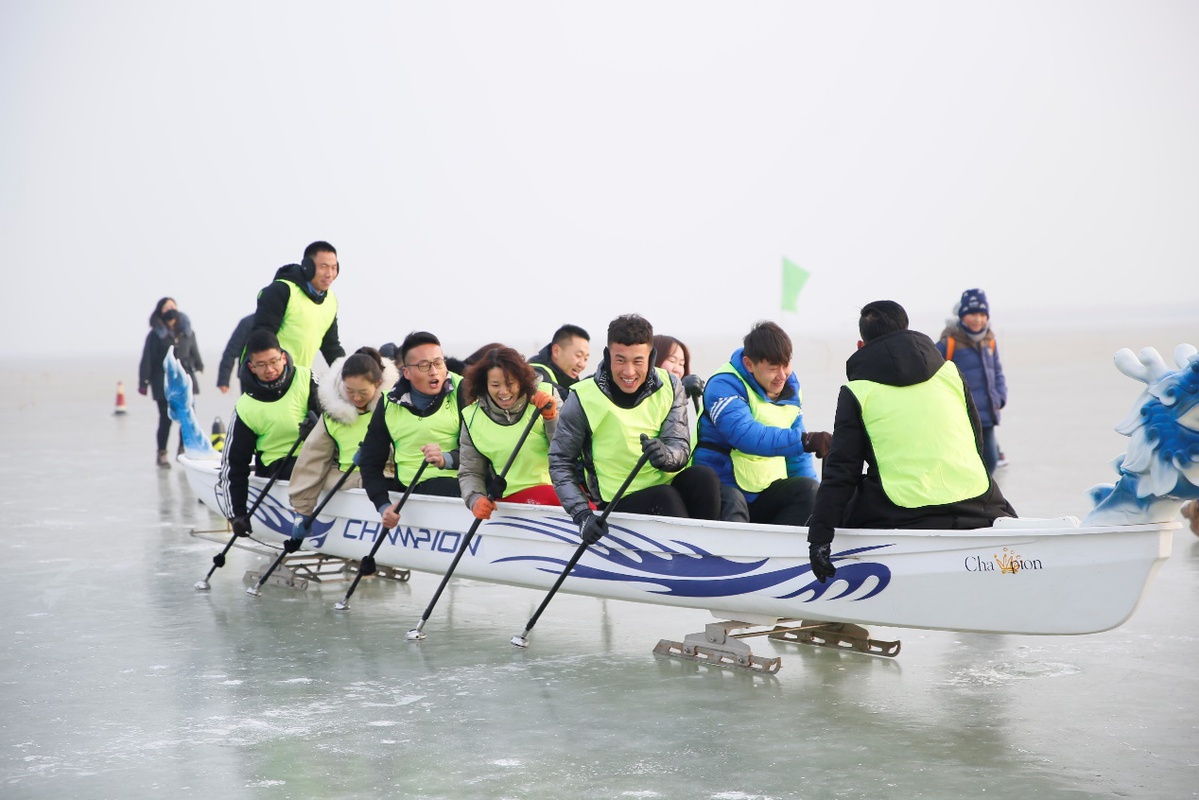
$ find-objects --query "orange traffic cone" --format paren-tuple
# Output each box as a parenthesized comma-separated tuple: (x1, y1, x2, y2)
(114, 381, 128, 415)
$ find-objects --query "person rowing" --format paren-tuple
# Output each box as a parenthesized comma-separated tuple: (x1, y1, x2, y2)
(550, 314, 723, 545)
(458, 345, 562, 519)
(217, 330, 321, 535)
(288, 347, 399, 538)
(358, 331, 465, 530)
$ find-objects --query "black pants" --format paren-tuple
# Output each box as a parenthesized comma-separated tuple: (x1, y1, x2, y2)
(405, 476, 462, 498)
(749, 477, 819, 526)
(155, 398, 174, 451)
(611, 465, 721, 520)
(254, 455, 298, 481)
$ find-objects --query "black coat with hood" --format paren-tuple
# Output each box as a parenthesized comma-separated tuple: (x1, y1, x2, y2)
(807, 330, 1015, 545)
(252, 263, 345, 367)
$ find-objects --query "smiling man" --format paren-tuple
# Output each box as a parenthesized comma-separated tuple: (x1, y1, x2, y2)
(529, 324, 591, 395)
(549, 314, 722, 545)
(358, 331, 464, 529)
(694, 321, 832, 529)
(252, 240, 346, 370)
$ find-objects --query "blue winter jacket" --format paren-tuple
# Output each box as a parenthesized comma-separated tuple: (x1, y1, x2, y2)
(694, 347, 817, 501)
(936, 325, 1007, 427)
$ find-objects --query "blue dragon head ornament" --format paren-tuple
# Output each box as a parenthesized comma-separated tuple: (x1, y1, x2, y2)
(164, 347, 218, 459)
(1084, 344, 1199, 526)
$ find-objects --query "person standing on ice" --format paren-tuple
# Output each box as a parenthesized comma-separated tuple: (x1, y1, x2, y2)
(217, 330, 320, 536)
(549, 314, 723, 545)
(806, 300, 1015, 583)
(936, 288, 1008, 474)
(216, 313, 254, 394)
(139, 298, 201, 466)
(252, 240, 345, 372)
(694, 321, 832, 527)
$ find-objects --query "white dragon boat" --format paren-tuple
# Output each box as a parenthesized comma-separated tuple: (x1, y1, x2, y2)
(168, 343, 1199, 672)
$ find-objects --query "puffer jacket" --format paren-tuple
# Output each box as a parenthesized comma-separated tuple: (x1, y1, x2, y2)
(694, 347, 817, 501)
(548, 350, 691, 522)
(936, 323, 1007, 427)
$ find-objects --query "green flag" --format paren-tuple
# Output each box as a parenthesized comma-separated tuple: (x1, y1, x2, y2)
(781, 257, 809, 313)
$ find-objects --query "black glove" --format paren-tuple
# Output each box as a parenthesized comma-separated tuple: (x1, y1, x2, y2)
(681, 374, 705, 401)
(298, 410, 319, 439)
(486, 474, 508, 500)
(283, 537, 302, 553)
(577, 512, 608, 545)
(639, 433, 671, 470)
(802, 431, 833, 459)
(231, 515, 253, 537)
(809, 543, 836, 584)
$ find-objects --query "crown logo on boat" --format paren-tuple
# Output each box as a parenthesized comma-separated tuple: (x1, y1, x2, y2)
(994, 547, 1021, 574)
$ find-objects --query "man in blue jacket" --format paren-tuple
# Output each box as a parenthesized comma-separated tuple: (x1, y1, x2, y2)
(695, 321, 831, 526)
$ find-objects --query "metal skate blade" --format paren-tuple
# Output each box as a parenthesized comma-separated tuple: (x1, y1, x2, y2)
(193, 580, 211, 591)
(405, 629, 426, 641)
(510, 635, 529, 648)
(245, 586, 262, 597)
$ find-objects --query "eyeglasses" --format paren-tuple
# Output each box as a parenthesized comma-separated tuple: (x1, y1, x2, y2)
(404, 358, 446, 373)
(249, 355, 284, 371)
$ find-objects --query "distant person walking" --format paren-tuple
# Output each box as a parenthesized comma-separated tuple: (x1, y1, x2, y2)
(936, 289, 1008, 474)
(217, 313, 254, 394)
(252, 241, 345, 372)
(138, 297, 202, 467)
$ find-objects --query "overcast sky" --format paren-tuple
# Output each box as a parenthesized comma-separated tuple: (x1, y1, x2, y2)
(3, 1, 1195, 361)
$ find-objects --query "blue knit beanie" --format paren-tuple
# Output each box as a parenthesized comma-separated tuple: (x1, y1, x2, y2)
(958, 288, 989, 318)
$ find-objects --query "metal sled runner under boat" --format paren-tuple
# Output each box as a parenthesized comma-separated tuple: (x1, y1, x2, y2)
(168, 341, 1199, 672)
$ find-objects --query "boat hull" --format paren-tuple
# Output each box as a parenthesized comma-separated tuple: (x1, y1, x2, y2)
(181, 456, 1172, 636)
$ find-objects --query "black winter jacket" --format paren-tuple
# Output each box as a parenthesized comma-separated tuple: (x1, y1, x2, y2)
(807, 330, 1015, 545)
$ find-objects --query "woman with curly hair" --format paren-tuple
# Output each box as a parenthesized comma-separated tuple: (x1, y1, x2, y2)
(458, 345, 561, 519)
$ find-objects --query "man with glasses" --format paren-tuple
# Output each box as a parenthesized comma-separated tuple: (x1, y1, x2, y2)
(217, 330, 320, 536)
(359, 331, 465, 528)
(252, 240, 346, 371)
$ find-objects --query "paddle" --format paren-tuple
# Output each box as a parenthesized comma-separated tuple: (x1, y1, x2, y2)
(332, 459, 430, 611)
(193, 431, 306, 591)
(406, 400, 549, 640)
(245, 463, 358, 597)
(510, 448, 651, 648)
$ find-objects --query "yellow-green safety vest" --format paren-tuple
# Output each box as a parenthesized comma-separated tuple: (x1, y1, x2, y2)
(325, 409, 372, 472)
(277, 281, 338, 369)
(234, 364, 312, 466)
(383, 374, 462, 485)
(712, 363, 801, 493)
(573, 368, 676, 502)
(462, 383, 554, 496)
(846, 361, 990, 508)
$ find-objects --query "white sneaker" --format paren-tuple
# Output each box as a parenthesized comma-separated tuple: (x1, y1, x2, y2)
(996, 451, 1009, 468)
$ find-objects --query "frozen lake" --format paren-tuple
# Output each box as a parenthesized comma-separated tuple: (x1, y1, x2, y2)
(3, 323, 1197, 799)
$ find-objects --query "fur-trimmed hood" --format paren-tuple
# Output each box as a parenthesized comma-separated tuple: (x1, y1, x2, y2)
(318, 355, 400, 425)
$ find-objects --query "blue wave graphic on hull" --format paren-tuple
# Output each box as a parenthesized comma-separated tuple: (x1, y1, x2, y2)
(490, 516, 892, 601)
(245, 488, 336, 545)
